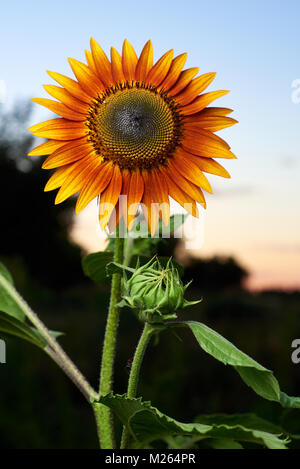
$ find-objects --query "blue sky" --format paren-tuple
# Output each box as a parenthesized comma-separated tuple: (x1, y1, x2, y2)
(1, 0, 300, 288)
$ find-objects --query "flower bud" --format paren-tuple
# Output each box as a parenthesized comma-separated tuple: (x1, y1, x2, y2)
(122, 257, 199, 323)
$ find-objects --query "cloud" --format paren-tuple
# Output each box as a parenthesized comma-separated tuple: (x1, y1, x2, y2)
(254, 243, 300, 253)
(279, 155, 299, 169)
(211, 185, 256, 198)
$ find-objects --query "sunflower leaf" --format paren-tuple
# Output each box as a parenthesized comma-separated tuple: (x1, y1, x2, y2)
(0, 262, 25, 321)
(82, 251, 114, 284)
(171, 321, 300, 408)
(95, 394, 289, 449)
(194, 413, 284, 435)
(172, 321, 280, 401)
(0, 312, 46, 348)
(205, 439, 244, 449)
(0, 263, 63, 349)
(280, 392, 300, 409)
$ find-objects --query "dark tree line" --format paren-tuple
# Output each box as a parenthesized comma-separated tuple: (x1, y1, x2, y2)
(0, 102, 84, 289)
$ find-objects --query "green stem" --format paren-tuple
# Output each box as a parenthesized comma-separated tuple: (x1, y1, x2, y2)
(95, 227, 124, 449)
(120, 322, 155, 449)
(0, 274, 97, 401)
(123, 234, 134, 267)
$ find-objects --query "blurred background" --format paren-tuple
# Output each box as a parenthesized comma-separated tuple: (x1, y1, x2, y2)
(1, 0, 300, 449)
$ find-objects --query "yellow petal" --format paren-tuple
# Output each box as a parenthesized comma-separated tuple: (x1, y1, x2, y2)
(165, 163, 206, 207)
(75, 162, 113, 213)
(111, 47, 125, 83)
(185, 115, 238, 131)
(85, 49, 98, 75)
(32, 98, 85, 121)
(141, 170, 159, 236)
(29, 118, 88, 140)
(68, 58, 104, 97)
(127, 170, 144, 228)
(122, 39, 138, 81)
(118, 170, 130, 225)
(90, 38, 114, 87)
(192, 107, 234, 117)
(135, 40, 153, 82)
(43, 84, 90, 114)
(184, 126, 231, 150)
(55, 156, 100, 204)
(42, 138, 93, 169)
(99, 165, 122, 229)
(146, 49, 174, 87)
(163, 168, 199, 217)
(44, 164, 74, 191)
(149, 169, 170, 226)
(181, 90, 229, 115)
(47, 71, 92, 104)
(172, 149, 213, 194)
(182, 131, 236, 159)
(168, 68, 199, 96)
(158, 53, 187, 91)
(191, 155, 231, 178)
(28, 140, 66, 157)
(107, 201, 121, 233)
(175, 72, 216, 106)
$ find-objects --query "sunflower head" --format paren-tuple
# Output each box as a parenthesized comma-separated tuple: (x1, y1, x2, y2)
(28, 39, 237, 235)
(121, 257, 200, 323)
(87, 85, 182, 171)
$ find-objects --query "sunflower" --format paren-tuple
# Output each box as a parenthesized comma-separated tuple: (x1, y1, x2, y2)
(28, 39, 237, 235)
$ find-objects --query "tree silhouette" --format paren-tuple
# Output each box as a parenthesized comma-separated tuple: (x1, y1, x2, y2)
(0, 102, 84, 289)
(156, 237, 248, 291)
(183, 255, 248, 291)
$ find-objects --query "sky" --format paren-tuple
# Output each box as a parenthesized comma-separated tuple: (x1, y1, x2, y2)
(1, 0, 300, 289)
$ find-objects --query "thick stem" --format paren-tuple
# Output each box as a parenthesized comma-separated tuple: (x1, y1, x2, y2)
(120, 322, 155, 449)
(0, 274, 97, 401)
(45, 347, 93, 401)
(96, 228, 124, 449)
(123, 234, 134, 267)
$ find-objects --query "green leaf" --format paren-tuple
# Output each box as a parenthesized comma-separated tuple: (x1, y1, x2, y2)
(0, 262, 14, 284)
(170, 321, 300, 411)
(280, 392, 300, 409)
(0, 263, 63, 349)
(206, 439, 244, 449)
(0, 262, 25, 320)
(0, 311, 63, 349)
(0, 311, 46, 348)
(177, 321, 281, 402)
(236, 366, 280, 402)
(131, 238, 162, 257)
(96, 394, 288, 449)
(82, 251, 113, 284)
(194, 413, 283, 435)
